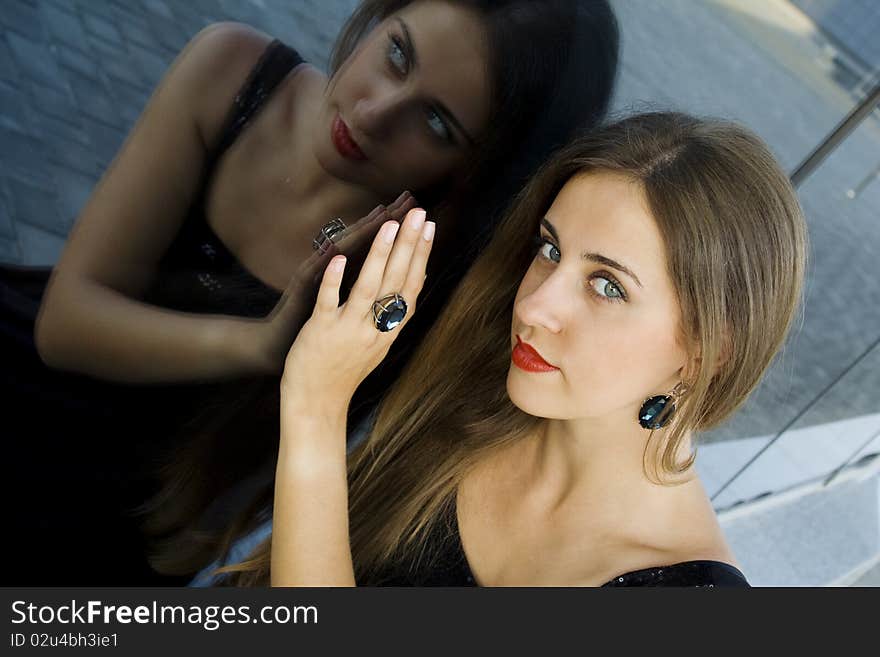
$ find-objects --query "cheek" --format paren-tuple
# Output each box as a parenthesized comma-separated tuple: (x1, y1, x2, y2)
(565, 311, 685, 411)
(561, 316, 630, 411)
(380, 140, 461, 188)
(330, 66, 366, 106)
(328, 40, 380, 106)
(513, 264, 541, 303)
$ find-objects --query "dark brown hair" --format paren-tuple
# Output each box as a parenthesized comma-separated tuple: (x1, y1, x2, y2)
(137, 0, 620, 578)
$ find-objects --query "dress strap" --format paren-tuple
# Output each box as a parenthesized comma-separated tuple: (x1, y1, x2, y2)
(207, 39, 305, 165)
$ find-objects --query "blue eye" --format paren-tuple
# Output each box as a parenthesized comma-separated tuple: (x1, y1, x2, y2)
(425, 108, 452, 142)
(589, 276, 625, 301)
(388, 36, 407, 73)
(535, 237, 560, 263)
(533, 235, 627, 303)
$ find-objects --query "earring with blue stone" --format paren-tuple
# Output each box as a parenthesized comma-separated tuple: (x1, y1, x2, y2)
(638, 382, 688, 430)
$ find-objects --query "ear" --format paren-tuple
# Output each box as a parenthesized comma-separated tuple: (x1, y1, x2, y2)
(678, 355, 699, 386)
(679, 332, 731, 383)
(716, 330, 733, 372)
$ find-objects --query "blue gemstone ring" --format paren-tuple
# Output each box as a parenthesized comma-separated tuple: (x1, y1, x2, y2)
(372, 293, 408, 332)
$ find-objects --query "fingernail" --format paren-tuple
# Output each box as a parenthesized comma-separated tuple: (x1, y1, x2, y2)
(410, 209, 426, 230)
(422, 221, 435, 241)
(382, 221, 399, 244)
(331, 256, 346, 272)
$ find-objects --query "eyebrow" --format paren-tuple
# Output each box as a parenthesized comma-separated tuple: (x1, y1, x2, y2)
(540, 217, 643, 288)
(395, 17, 477, 146)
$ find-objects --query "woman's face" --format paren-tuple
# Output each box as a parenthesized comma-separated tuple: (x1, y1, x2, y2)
(315, 0, 491, 196)
(507, 171, 692, 424)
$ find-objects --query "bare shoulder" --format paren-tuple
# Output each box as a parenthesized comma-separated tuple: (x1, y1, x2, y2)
(180, 21, 273, 79)
(569, 477, 742, 585)
(641, 475, 741, 567)
(124, 23, 270, 149)
(183, 22, 323, 139)
(42, 22, 279, 295)
(174, 23, 273, 126)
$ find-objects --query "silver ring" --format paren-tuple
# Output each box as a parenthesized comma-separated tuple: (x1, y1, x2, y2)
(372, 293, 408, 332)
(312, 218, 347, 254)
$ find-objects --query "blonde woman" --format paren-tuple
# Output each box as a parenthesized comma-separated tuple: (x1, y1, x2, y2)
(191, 111, 807, 587)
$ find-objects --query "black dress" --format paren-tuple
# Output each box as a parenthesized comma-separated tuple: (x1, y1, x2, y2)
(200, 490, 750, 587)
(363, 496, 751, 587)
(0, 40, 305, 586)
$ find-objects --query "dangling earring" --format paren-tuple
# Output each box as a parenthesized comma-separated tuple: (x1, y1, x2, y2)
(638, 382, 688, 430)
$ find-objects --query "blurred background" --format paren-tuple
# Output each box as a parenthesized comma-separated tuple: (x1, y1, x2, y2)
(1, 0, 878, 586)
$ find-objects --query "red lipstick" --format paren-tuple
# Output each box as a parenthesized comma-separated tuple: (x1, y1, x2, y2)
(512, 335, 559, 373)
(331, 114, 367, 161)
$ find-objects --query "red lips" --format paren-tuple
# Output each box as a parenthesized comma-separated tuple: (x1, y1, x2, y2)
(331, 114, 367, 161)
(512, 335, 559, 372)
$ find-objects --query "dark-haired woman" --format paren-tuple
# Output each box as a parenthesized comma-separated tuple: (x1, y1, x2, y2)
(4, 1, 619, 583)
(199, 112, 806, 587)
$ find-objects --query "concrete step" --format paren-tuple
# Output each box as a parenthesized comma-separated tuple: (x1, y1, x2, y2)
(718, 457, 880, 586)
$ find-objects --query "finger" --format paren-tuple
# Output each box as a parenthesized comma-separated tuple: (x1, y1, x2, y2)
(307, 240, 340, 287)
(376, 208, 426, 297)
(363, 204, 386, 224)
(400, 221, 435, 312)
(303, 219, 346, 285)
(342, 205, 384, 239)
(387, 190, 411, 215)
(335, 205, 385, 251)
(314, 255, 346, 315)
(386, 193, 404, 215)
(346, 220, 400, 308)
(388, 195, 416, 223)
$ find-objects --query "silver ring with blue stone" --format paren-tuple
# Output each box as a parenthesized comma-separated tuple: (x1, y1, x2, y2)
(372, 293, 408, 332)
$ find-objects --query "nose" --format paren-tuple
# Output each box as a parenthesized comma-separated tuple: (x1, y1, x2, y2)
(351, 83, 408, 138)
(514, 269, 567, 335)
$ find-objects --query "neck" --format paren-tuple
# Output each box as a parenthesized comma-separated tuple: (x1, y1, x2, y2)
(521, 408, 696, 512)
(282, 79, 384, 231)
(296, 120, 381, 222)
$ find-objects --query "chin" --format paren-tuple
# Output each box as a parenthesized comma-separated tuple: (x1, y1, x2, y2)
(314, 141, 359, 185)
(507, 368, 598, 420)
(505, 369, 551, 417)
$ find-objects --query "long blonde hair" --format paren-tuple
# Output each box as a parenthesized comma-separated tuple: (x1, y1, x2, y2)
(206, 111, 809, 585)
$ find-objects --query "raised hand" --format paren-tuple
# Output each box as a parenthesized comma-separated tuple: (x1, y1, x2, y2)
(280, 207, 435, 420)
(253, 191, 417, 374)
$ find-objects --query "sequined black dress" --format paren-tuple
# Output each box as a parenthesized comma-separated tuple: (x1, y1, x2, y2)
(199, 492, 750, 587)
(140, 39, 302, 316)
(365, 496, 751, 587)
(1, 40, 305, 585)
